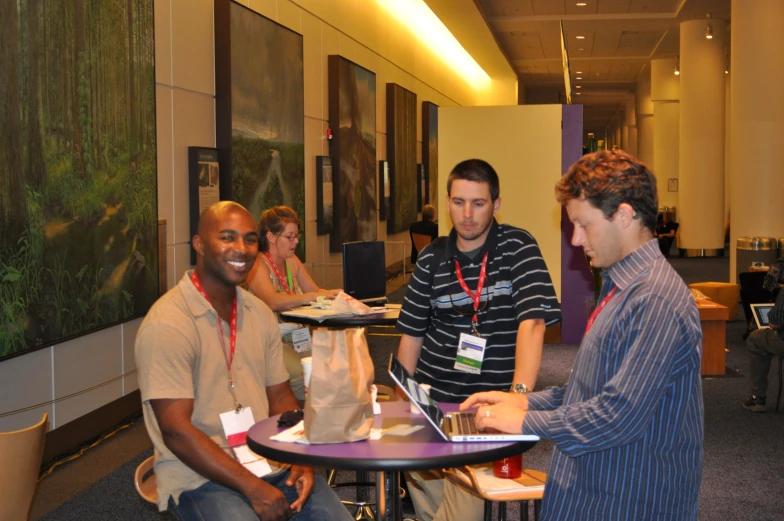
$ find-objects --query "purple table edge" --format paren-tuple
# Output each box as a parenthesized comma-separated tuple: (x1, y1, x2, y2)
(247, 401, 537, 472)
(280, 309, 400, 328)
(248, 402, 537, 521)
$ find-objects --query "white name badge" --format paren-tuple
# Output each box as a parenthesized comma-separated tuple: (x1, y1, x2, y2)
(454, 333, 487, 374)
(233, 444, 272, 477)
(219, 407, 272, 477)
(290, 327, 312, 354)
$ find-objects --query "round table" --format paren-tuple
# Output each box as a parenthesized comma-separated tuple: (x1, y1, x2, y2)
(280, 308, 400, 328)
(247, 401, 537, 521)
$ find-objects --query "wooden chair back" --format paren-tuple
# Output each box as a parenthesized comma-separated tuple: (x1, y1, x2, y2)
(134, 455, 157, 504)
(0, 414, 48, 521)
(412, 233, 433, 254)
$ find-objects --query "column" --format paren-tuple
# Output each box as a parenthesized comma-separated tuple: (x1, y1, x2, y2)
(729, 0, 784, 278)
(636, 67, 654, 169)
(624, 92, 638, 156)
(651, 58, 680, 211)
(678, 18, 727, 256)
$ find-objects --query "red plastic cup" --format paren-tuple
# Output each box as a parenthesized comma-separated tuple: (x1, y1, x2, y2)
(492, 454, 522, 479)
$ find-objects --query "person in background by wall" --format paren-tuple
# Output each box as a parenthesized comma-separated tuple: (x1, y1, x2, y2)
(245, 206, 340, 400)
(462, 151, 704, 520)
(655, 212, 677, 258)
(743, 256, 784, 412)
(409, 204, 438, 264)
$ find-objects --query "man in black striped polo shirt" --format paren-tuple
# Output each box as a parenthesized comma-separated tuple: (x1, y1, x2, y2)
(396, 159, 560, 521)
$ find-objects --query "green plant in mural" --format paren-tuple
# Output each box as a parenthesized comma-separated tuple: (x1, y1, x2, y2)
(0, 0, 158, 360)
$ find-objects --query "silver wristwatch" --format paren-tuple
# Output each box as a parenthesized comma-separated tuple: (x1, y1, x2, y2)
(510, 383, 529, 394)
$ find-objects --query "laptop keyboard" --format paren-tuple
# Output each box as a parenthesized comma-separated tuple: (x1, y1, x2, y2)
(454, 413, 479, 435)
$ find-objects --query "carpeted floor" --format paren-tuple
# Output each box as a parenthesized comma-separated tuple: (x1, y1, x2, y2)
(31, 256, 784, 521)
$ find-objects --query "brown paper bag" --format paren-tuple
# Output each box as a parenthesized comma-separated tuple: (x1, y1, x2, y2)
(303, 328, 375, 443)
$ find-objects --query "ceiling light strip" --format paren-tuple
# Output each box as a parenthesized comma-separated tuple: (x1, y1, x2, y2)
(374, 0, 490, 87)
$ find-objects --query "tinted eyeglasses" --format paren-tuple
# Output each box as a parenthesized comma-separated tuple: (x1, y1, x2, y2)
(278, 232, 302, 241)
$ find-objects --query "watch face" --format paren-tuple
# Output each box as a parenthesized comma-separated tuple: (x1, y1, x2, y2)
(512, 384, 528, 394)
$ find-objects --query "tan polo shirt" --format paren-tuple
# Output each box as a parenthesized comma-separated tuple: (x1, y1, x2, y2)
(135, 271, 289, 511)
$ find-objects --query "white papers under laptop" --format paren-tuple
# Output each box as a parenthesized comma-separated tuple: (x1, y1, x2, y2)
(387, 355, 539, 443)
(751, 303, 774, 329)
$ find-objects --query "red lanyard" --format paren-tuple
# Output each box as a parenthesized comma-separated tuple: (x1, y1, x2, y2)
(585, 286, 618, 334)
(454, 252, 489, 326)
(190, 271, 242, 412)
(264, 252, 291, 294)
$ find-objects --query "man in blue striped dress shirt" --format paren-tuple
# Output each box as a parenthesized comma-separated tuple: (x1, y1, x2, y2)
(463, 150, 704, 520)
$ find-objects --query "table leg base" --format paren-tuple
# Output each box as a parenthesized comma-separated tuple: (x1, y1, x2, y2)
(376, 471, 403, 521)
(353, 505, 376, 521)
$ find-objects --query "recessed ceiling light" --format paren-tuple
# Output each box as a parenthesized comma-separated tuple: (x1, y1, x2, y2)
(576, 35, 586, 39)
(576, 71, 583, 74)
(579, 48, 584, 51)
(576, 85, 582, 88)
(576, 76, 582, 79)
(576, 92, 582, 95)
(576, 2, 587, 6)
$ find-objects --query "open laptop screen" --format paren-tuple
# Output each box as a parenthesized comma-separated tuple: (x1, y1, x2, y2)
(343, 241, 386, 301)
(751, 303, 774, 329)
(388, 355, 445, 431)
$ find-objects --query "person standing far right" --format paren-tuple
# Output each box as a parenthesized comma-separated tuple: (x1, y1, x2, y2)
(461, 150, 704, 520)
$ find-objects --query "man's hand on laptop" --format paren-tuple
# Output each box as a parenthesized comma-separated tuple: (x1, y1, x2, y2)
(460, 391, 528, 434)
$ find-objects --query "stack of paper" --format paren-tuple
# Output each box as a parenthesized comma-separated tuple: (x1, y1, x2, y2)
(458, 467, 545, 495)
(281, 307, 355, 322)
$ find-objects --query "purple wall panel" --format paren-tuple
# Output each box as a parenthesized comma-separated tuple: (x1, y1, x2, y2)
(560, 105, 595, 344)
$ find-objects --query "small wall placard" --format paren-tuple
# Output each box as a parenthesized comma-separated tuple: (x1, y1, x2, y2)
(189, 147, 220, 265)
(316, 156, 333, 235)
(379, 160, 390, 221)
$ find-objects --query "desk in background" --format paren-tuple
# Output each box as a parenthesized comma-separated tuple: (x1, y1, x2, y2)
(696, 300, 729, 375)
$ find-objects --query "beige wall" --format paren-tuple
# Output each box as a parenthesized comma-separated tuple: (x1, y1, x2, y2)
(439, 105, 563, 298)
(0, 0, 516, 431)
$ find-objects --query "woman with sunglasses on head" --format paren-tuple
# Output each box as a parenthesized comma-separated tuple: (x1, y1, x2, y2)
(246, 205, 340, 400)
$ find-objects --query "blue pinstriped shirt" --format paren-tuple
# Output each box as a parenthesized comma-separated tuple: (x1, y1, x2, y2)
(523, 240, 703, 520)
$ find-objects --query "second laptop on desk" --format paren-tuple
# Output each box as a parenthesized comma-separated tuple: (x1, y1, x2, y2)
(388, 354, 539, 443)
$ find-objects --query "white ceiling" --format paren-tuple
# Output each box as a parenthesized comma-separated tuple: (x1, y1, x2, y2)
(475, 0, 731, 133)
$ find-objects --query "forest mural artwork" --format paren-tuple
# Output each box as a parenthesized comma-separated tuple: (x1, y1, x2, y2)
(328, 55, 377, 252)
(386, 84, 417, 235)
(423, 102, 438, 214)
(226, 2, 305, 259)
(0, 0, 158, 360)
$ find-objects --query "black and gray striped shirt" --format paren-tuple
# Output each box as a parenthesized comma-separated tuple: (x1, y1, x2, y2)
(396, 219, 561, 402)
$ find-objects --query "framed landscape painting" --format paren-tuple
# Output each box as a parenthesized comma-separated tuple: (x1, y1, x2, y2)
(423, 102, 439, 213)
(328, 55, 377, 252)
(0, 0, 159, 360)
(386, 84, 417, 235)
(215, 0, 305, 258)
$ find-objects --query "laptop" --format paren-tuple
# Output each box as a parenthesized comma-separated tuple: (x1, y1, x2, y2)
(343, 241, 388, 306)
(751, 303, 774, 329)
(387, 355, 539, 443)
